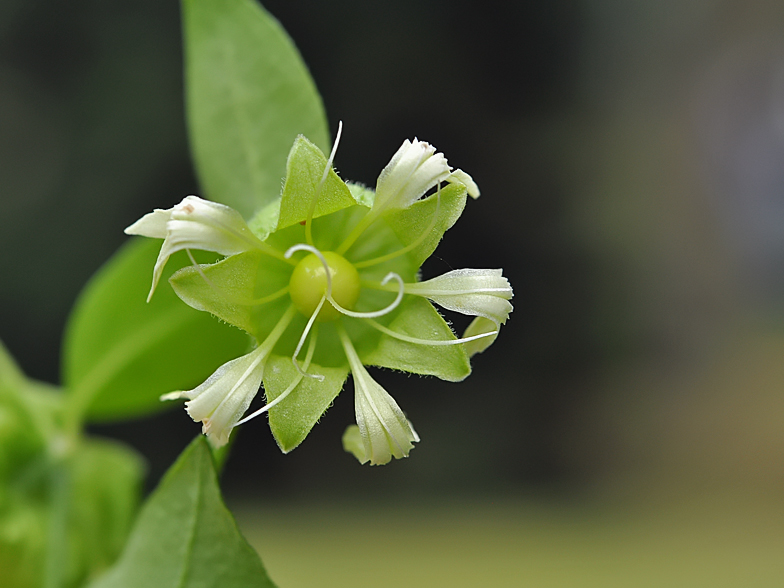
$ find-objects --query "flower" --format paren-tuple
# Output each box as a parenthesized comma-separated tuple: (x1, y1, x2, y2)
(126, 131, 513, 464)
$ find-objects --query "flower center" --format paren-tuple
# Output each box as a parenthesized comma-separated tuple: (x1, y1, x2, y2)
(289, 251, 360, 321)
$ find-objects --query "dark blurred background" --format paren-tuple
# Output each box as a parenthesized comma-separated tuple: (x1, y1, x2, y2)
(2, 0, 784, 503)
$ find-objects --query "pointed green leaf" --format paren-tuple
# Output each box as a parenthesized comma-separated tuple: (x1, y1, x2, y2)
(264, 354, 347, 452)
(382, 183, 467, 267)
(362, 297, 471, 382)
(62, 238, 250, 422)
(89, 437, 275, 588)
(276, 136, 357, 229)
(184, 0, 329, 218)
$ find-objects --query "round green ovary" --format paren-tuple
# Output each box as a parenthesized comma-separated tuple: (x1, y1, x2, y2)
(289, 252, 361, 321)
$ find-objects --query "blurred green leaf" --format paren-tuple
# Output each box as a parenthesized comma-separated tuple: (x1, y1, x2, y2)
(1, 341, 144, 588)
(66, 439, 145, 587)
(62, 238, 250, 422)
(90, 436, 276, 588)
(184, 0, 329, 219)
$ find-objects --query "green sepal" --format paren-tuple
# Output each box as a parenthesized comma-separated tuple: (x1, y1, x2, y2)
(170, 251, 264, 337)
(346, 182, 376, 208)
(276, 136, 358, 230)
(184, 0, 328, 219)
(89, 437, 276, 588)
(264, 354, 348, 452)
(341, 425, 366, 464)
(382, 182, 467, 267)
(362, 297, 471, 382)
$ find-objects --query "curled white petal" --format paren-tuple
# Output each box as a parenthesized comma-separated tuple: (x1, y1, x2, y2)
(374, 139, 452, 212)
(462, 316, 500, 357)
(164, 345, 268, 448)
(338, 326, 418, 465)
(125, 195, 263, 301)
(403, 268, 513, 326)
(447, 168, 480, 199)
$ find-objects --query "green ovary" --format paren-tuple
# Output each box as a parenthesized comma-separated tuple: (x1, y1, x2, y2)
(289, 252, 361, 321)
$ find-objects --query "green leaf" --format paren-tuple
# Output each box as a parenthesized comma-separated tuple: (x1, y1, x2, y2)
(62, 238, 250, 422)
(276, 136, 358, 230)
(382, 182, 467, 267)
(265, 354, 348, 452)
(362, 296, 471, 382)
(184, 0, 329, 219)
(89, 437, 276, 588)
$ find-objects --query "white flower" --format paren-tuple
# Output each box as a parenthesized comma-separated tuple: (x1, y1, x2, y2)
(125, 195, 263, 301)
(373, 139, 479, 213)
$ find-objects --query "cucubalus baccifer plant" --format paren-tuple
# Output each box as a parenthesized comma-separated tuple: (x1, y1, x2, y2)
(126, 124, 513, 465)
(1, 0, 513, 586)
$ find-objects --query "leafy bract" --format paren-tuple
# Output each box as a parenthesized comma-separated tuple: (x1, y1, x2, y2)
(184, 0, 329, 219)
(276, 136, 357, 229)
(62, 238, 250, 422)
(90, 437, 276, 588)
(382, 182, 467, 267)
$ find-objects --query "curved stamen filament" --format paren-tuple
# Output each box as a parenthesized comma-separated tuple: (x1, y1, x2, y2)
(285, 244, 405, 319)
(329, 273, 403, 318)
(234, 324, 318, 427)
(353, 185, 441, 269)
(306, 120, 343, 246)
(186, 249, 289, 307)
(365, 318, 497, 346)
(292, 296, 326, 381)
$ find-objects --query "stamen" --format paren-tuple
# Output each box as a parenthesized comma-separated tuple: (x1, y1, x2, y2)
(186, 249, 289, 307)
(292, 296, 326, 381)
(328, 273, 404, 318)
(234, 323, 319, 427)
(306, 120, 344, 246)
(365, 318, 498, 346)
(353, 185, 441, 269)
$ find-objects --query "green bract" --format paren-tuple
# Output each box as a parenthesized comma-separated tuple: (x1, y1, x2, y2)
(126, 133, 513, 465)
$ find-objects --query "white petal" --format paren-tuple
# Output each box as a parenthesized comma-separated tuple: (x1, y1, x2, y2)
(178, 346, 268, 447)
(374, 139, 452, 211)
(352, 363, 418, 465)
(124, 208, 172, 238)
(462, 316, 499, 356)
(447, 168, 480, 199)
(339, 326, 417, 465)
(404, 268, 513, 325)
